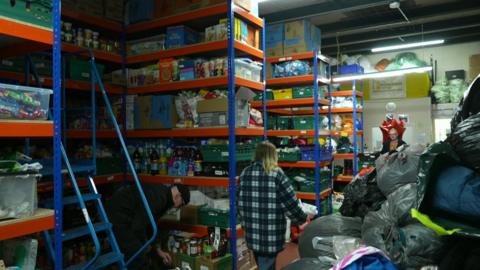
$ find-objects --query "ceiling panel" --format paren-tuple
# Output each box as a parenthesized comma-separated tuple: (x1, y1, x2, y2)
(259, 0, 326, 15)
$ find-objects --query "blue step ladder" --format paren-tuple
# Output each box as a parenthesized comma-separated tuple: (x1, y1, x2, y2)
(26, 52, 158, 269)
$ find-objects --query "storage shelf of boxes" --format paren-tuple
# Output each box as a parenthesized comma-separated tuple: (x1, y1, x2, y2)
(0, 2, 58, 250)
(330, 64, 366, 182)
(121, 1, 265, 269)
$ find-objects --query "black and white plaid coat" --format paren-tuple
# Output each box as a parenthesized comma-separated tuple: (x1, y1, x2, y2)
(237, 162, 307, 255)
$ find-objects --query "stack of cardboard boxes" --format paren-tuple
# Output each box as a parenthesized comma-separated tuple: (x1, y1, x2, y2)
(266, 19, 321, 57)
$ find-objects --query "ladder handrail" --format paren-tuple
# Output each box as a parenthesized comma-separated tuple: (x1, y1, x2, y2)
(89, 53, 158, 266)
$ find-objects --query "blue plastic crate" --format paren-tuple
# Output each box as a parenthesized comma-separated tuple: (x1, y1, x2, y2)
(299, 146, 332, 161)
(339, 64, 364, 75)
(166, 26, 199, 49)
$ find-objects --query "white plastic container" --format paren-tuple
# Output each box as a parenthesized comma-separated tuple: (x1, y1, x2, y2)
(0, 174, 39, 219)
(235, 58, 263, 82)
(0, 83, 52, 120)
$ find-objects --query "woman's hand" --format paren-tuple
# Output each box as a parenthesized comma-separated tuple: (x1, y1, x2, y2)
(156, 248, 173, 266)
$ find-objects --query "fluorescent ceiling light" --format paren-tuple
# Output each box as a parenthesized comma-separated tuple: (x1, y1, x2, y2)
(371, 39, 444, 53)
(332, 66, 432, 82)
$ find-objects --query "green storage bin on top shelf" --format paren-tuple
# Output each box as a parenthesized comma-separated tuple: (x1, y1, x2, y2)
(199, 207, 236, 228)
(200, 144, 255, 162)
(293, 86, 313, 99)
(0, 0, 52, 29)
(68, 58, 105, 81)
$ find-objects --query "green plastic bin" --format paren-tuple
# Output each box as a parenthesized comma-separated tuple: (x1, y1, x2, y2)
(0, 0, 52, 29)
(277, 116, 292, 130)
(199, 207, 234, 228)
(69, 58, 105, 81)
(293, 86, 313, 99)
(200, 144, 255, 162)
(293, 116, 314, 130)
(278, 149, 301, 162)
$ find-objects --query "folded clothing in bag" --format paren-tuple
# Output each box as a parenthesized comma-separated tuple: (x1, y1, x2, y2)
(433, 165, 480, 222)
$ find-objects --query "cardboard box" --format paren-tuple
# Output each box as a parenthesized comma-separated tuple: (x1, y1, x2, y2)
(266, 23, 284, 43)
(196, 87, 255, 127)
(266, 41, 283, 57)
(285, 19, 311, 40)
(175, 0, 207, 14)
(196, 254, 233, 270)
(104, 0, 124, 22)
(199, 112, 228, 127)
(234, 0, 251, 11)
(283, 39, 314, 55)
(134, 95, 177, 129)
(470, 54, 480, 80)
(128, 0, 154, 23)
(154, 0, 174, 18)
(181, 204, 203, 224)
(175, 253, 200, 270)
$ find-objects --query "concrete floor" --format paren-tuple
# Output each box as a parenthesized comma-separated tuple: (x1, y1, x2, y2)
(276, 243, 299, 270)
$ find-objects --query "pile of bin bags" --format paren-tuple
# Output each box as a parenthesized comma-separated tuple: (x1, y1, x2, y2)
(288, 75, 480, 270)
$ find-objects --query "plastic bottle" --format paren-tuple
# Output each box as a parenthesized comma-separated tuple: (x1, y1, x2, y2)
(133, 146, 142, 173)
(150, 147, 159, 175)
(159, 144, 168, 175)
(194, 149, 203, 176)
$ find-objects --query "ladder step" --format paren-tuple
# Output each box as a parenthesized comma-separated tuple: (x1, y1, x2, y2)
(64, 251, 123, 270)
(62, 222, 111, 242)
(42, 193, 101, 208)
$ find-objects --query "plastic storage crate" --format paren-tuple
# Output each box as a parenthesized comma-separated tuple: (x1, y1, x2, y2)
(0, 174, 38, 219)
(278, 148, 301, 162)
(68, 58, 105, 81)
(235, 58, 262, 82)
(266, 115, 277, 130)
(292, 86, 313, 99)
(277, 116, 292, 130)
(293, 116, 314, 130)
(272, 88, 293, 100)
(299, 146, 333, 161)
(200, 144, 255, 162)
(0, 83, 52, 120)
(199, 207, 234, 228)
(339, 64, 364, 75)
(253, 91, 273, 101)
(298, 179, 330, 193)
(0, 0, 52, 29)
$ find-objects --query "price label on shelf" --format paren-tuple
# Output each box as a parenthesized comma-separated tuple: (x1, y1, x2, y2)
(174, 178, 183, 184)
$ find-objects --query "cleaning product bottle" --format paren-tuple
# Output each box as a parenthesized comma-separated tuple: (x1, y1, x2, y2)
(133, 146, 142, 173)
(150, 146, 159, 175)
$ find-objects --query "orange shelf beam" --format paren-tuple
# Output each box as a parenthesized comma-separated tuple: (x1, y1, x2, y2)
(66, 130, 118, 139)
(335, 175, 354, 182)
(267, 75, 315, 86)
(0, 71, 124, 94)
(127, 127, 264, 138)
(158, 221, 244, 238)
(269, 107, 363, 115)
(37, 174, 124, 193)
(0, 17, 52, 45)
(296, 188, 332, 200)
(0, 120, 53, 137)
(127, 4, 263, 33)
(62, 43, 123, 64)
(128, 76, 263, 94)
(267, 52, 315, 63)
(62, 8, 123, 32)
(127, 40, 263, 64)
(278, 161, 330, 168)
(327, 91, 363, 97)
(136, 175, 230, 187)
(327, 108, 364, 114)
(0, 208, 54, 241)
(251, 98, 330, 109)
(267, 130, 331, 137)
(331, 130, 364, 136)
(334, 153, 355, 159)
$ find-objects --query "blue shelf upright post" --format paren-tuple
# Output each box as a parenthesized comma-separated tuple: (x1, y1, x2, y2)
(120, 19, 129, 184)
(52, 0, 63, 269)
(352, 80, 358, 176)
(91, 58, 97, 175)
(262, 20, 267, 142)
(326, 60, 333, 214)
(313, 50, 321, 213)
(360, 81, 365, 152)
(227, 0, 237, 268)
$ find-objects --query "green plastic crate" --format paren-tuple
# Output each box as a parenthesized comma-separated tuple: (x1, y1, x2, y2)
(0, 0, 52, 29)
(267, 115, 277, 130)
(200, 144, 254, 162)
(293, 116, 314, 130)
(277, 116, 292, 130)
(199, 207, 234, 228)
(278, 149, 301, 162)
(68, 58, 105, 81)
(293, 86, 313, 99)
(31, 55, 52, 76)
(253, 91, 273, 101)
(0, 58, 24, 73)
(298, 179, 330, 193)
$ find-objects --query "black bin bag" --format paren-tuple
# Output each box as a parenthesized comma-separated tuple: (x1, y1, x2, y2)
(448, 113, 480, 172)
(451, 74, 480, 131)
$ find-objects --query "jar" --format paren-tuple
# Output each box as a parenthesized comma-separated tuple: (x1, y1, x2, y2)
(189, 240, 198, 256)
(85, 39, 93, 48)
(92, 32, 99, 41)
(93, 40, 100, 50)
(76, 35, 84, 47)
(100, 39, 108, 51)
(65, 33, 73, 43)
(84, 29, 93, 40)
(106, 41, 114, 53)
(64, 22, 72, 32)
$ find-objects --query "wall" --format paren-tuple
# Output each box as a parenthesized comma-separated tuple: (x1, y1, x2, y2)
(363, 97, 433, 151)
(365, 41, 480, 81)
